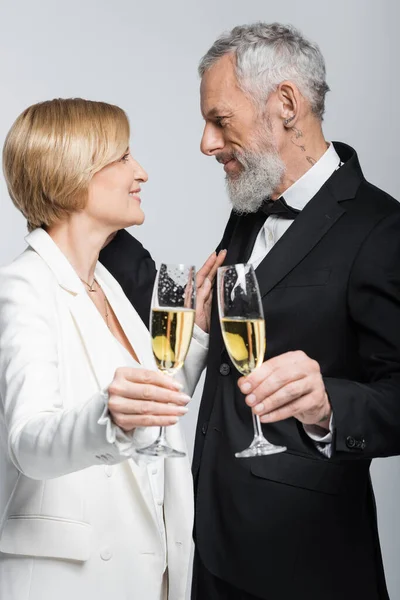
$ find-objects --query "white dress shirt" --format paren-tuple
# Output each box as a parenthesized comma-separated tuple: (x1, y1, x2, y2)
(248, 143, 341, 456)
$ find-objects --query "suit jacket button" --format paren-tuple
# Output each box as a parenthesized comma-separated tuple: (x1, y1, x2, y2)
(201, 422, 208, 435)
(100, 547, 112, 561)
(346, 436, 356, 449)
(219, 363, 231, 376)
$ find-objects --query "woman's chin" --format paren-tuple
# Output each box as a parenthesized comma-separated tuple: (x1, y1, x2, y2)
(121, 209, 145, 228)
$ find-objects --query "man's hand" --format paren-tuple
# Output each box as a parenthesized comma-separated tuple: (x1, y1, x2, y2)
(238, 351, 331, 428)
(195, 249, 227, 333)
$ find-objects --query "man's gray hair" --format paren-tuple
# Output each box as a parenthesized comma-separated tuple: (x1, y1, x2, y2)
(199, 22, 330, 120)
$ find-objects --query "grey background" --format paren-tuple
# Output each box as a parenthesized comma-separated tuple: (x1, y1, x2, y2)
(0, 0, 399, 597)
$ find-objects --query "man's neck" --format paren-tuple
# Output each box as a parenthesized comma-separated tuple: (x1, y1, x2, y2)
(271, 123, 328, 200)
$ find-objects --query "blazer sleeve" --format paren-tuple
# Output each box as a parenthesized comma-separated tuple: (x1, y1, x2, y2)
(0, 261, 134, 480)
(99, 229, 157, 327)
(324, 211, 400, 459)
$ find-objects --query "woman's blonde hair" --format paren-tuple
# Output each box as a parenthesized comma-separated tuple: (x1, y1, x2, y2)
(2, 98, 130, 231)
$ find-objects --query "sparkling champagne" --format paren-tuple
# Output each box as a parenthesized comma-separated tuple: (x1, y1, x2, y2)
(151, 308, 195, 374)
(221, 317, 266, 375)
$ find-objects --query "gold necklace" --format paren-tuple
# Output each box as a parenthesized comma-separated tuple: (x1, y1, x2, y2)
(104, 295, 110, 329)
(80, 277, 97, 293)
(81, 277, 110, 329)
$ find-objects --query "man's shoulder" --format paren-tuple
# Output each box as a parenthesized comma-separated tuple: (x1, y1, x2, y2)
(107, 228, 151, 253)
(358, 179, 399, 211)
(349, 179, 400, 229)
(99, 229, 154, 266)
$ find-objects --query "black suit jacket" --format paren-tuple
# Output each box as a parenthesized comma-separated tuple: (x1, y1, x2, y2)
(100, 230, 156, 326)
(101, 142, 400, 600)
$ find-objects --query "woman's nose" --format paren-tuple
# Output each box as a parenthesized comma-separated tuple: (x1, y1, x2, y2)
(131, 158, 148, 183)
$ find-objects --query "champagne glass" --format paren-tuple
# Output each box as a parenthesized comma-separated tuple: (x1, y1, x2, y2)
(217, 263, 286, 458)
(136, 263, 196, 458)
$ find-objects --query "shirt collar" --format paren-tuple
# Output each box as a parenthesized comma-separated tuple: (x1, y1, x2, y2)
(281, 143, 341, 211)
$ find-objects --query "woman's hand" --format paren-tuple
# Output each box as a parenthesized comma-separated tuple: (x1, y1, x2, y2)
(108, 367, 191, 432)
(195, 249, 227, 333)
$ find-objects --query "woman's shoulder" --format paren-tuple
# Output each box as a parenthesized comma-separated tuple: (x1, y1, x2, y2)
(0, 247, 57, 298)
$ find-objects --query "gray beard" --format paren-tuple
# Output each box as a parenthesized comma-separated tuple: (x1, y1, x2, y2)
(226, 149, 286, 214)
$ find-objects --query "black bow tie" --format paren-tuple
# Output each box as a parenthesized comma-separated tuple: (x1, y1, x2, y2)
(260, 197, 300, 220)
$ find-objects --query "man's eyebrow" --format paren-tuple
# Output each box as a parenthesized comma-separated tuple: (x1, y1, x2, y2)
(204, 107, 232, 119)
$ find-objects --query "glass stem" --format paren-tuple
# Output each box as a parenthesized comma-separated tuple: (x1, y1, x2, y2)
(156, 426, 167, 444)
(155, 370, 175, 445)
(252, 413, 266, 441)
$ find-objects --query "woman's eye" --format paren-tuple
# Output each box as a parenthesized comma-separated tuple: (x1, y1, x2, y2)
(121, 153, 130, 162)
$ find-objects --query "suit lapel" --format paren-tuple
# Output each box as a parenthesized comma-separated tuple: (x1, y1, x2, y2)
(220, 188, 346, 305)
(255, 184, 345, 297)
(224, 211, 267, 266)
(253, 141, 364, 297)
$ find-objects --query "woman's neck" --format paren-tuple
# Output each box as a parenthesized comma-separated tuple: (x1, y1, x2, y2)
(46, 215, 110, 284)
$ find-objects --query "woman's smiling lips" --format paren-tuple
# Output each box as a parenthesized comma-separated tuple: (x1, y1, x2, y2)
(129, 188, 141, 203)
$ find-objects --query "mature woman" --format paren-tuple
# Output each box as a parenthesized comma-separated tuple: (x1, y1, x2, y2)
(0, 99, 217, 600)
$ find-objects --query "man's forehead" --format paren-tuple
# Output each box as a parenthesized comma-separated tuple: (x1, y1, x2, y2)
(201, 54, 236, 88)
(200, 55, 240, 116)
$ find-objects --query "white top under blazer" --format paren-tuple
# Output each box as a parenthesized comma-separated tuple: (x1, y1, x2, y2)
(0, 227, 208, 600)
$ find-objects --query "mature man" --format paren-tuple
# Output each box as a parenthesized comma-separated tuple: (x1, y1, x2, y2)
(101, 23, 400, 600)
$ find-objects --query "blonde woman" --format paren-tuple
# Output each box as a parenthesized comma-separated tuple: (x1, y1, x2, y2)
(0, 99, 221, 600)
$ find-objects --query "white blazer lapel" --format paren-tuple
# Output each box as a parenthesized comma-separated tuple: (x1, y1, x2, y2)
(26, 228, 121, 390)
(94, 263, 154, 369)
(64, 291, 121, 390)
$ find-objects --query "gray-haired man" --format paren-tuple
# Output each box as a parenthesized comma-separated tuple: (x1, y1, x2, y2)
(191, 22, 400, 600)
(100, 22, 400, 600)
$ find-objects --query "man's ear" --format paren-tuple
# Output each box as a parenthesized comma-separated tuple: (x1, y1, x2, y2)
(277, 81, 300, 128)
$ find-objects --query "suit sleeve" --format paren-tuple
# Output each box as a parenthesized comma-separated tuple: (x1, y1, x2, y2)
(99, 229, 157, 326)
(215, 210, 240, 253)
(0, 264, 135, 480)
(325, 211, 400, 459)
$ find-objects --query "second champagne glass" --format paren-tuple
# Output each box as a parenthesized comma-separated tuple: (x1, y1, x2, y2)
(217, 263, 286, 458)
(136, 263, 196, 459)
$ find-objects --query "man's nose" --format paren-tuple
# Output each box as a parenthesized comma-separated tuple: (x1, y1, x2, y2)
(200, 123, 225, 156)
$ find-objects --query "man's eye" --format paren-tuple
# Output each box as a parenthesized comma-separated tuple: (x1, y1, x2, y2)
(215, 117, 227, 127)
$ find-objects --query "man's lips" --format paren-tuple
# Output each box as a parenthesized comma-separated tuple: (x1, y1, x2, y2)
(216, 156, 234, 165)
(216, 155, 241, 173)
(223, 158, 238, 173)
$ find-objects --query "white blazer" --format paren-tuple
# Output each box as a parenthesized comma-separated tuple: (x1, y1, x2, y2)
(0, 228, 208, 600)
